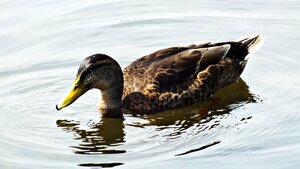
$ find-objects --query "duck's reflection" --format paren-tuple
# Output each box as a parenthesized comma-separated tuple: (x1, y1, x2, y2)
(56, 118, 125, 155)
(57, 78, 259, 162)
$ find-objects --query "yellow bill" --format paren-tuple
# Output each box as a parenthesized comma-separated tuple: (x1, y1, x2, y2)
(56, 78, 87, 110)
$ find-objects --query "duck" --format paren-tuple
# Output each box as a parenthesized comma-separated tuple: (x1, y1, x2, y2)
(56, 34, 264, 118)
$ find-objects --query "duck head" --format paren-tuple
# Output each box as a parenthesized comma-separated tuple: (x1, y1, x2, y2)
(56, 54, 124, 118)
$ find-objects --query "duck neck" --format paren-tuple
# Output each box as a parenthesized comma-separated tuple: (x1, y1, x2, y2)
(98, 84, 124, 118)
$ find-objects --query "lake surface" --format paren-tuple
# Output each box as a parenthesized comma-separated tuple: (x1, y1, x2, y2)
(0, 0, 299, 168)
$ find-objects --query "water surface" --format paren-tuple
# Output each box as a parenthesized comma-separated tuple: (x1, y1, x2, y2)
(0, 0, 300, 168)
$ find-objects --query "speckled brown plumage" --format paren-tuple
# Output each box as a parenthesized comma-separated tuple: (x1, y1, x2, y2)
(122, 35, 263, 114)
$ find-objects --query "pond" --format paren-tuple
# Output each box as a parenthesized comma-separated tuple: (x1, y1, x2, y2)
(0, 0, 299, 168)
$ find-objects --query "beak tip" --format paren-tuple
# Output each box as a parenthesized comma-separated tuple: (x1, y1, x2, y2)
(56, 104, 61, 111)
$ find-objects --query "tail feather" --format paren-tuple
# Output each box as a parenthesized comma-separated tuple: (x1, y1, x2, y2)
(238, 34, 265, 60)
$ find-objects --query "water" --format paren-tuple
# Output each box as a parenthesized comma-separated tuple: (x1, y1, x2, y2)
(0, 0, 299, 168)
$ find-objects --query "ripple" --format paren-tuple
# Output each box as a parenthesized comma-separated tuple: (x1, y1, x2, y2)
(175, 141, 221, 156)
(79, 162, 124, 168)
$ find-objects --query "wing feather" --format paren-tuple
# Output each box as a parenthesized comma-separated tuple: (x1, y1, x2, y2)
(123, 43, 231, 95)
(146, 44, 231, 91)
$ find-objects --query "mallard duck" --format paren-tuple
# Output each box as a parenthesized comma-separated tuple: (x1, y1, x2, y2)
(56, 34, 264, 118)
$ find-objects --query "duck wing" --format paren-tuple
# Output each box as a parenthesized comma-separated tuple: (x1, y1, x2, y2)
(123, 43, 230, 95)
(146, 44, 231, 91)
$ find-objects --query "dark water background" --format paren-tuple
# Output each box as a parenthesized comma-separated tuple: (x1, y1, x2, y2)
(0, 0, 299, 168)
